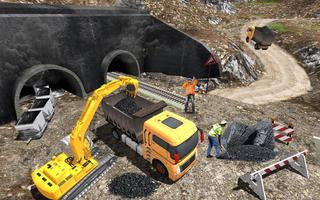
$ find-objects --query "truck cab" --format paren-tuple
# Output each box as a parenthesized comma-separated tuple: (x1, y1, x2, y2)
(143, 110, 199, 181)
(246, 26, 255, 43)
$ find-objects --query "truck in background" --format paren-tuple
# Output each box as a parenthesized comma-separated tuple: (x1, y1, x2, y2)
(246, 26, 275, 50)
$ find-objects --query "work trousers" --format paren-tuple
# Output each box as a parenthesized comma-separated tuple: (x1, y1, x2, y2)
(185, 94, 195, 113)
(207, 135, 220, 158)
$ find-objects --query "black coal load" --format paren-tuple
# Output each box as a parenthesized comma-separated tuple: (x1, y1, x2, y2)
(114, 97, 142, 115)
(221, 121, 276, 161)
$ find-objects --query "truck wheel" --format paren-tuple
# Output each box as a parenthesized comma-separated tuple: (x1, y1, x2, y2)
(262, 47, 268, 50)
(254, 44, 260, 50)
(153, 160, 168, 177)
(112, 129, 121, 140)
(246, 37, 249, 43)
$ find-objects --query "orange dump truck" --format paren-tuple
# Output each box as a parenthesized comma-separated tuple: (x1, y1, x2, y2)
(102, 92, 203, 181)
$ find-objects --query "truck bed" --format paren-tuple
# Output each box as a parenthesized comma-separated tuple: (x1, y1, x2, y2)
(102, 92, 167, 143)
(253, 26, 275, 46)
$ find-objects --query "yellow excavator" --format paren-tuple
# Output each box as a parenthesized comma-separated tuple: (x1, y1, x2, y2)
(31, 76, 138, 200)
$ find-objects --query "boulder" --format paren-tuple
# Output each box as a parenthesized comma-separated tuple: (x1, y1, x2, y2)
(221, 121, 256, 149)
(253, 121, 275, 150)
(221, 120, 276, 161)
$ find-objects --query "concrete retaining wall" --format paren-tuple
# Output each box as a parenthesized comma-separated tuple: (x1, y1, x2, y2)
(0, 3, 220, 123)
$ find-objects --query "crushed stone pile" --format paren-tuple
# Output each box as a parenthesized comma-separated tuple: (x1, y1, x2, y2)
(114, 97, 142, 115)
(108, 173, 160, 198)
(221, 120, 276, 161)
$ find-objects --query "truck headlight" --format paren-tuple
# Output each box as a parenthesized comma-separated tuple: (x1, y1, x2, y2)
(176, 167, 181, 174)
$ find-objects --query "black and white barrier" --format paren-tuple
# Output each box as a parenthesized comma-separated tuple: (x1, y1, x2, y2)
(239, 150, 309, 200)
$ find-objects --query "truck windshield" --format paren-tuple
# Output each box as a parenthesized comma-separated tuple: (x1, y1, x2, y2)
(169, 131, 198, 160)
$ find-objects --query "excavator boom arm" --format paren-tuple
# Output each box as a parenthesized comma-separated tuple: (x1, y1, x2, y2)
(70, 76, 138, 164)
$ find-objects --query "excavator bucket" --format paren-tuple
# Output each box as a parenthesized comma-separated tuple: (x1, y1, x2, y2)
(126, 84, 137, 97)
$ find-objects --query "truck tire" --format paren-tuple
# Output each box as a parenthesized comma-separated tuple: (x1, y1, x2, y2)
(254, 44, 260, 50)
(262, 47, 268, 50)
(246, 37, 249, 43)
(112, 129, 121, 140)
(153, 160, 168, 177)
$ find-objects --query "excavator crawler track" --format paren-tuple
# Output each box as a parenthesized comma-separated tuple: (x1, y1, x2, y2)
(61, 155, 117, 200)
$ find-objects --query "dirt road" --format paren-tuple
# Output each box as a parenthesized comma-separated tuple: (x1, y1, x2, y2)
(210, 19, 311, 105)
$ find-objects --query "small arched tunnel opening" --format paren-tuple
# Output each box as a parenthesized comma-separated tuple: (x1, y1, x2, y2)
(19, 70, 81, 99)
(15, 65, 86, 118)
(102, 51, 141, 81)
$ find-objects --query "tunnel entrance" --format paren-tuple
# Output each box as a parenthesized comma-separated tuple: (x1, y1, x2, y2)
(14, 64, 86, 119)
(101, 50, 140, 82)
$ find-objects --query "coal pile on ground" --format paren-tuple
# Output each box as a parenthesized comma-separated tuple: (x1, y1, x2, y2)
(114, 97, 142, 115)
(221, 121, 276, 161)
(108, 173, 160, 198)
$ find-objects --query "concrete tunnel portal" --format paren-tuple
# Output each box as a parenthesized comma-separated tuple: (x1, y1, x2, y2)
(102, 50, 141, 82)
(0, 3, 220, 124)
(14, 64, 86, 119)
(14, 51, 140, 120)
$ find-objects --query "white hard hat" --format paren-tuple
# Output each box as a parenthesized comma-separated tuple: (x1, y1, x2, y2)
(220, 120, 227, 125)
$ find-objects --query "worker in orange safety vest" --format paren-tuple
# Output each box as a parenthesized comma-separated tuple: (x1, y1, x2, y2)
(182, 76, 198, 113)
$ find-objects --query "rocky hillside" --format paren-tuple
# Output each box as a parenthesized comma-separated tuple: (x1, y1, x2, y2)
(237, 0, 320, 18)
(268, 19, 320, 110)
(144, 0, 263, 86)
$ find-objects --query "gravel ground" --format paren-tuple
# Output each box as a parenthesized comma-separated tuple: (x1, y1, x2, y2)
(1, 78, 320, 200)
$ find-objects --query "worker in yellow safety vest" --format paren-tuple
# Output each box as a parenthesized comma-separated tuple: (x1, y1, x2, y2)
(207, 120, 227, 158)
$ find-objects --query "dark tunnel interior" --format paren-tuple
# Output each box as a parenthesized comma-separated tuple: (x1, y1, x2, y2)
(19, 69, 83, 101)
(107, 54, 140, 76)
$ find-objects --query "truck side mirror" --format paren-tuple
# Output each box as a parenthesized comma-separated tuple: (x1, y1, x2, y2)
(198, 128, 204, 143)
